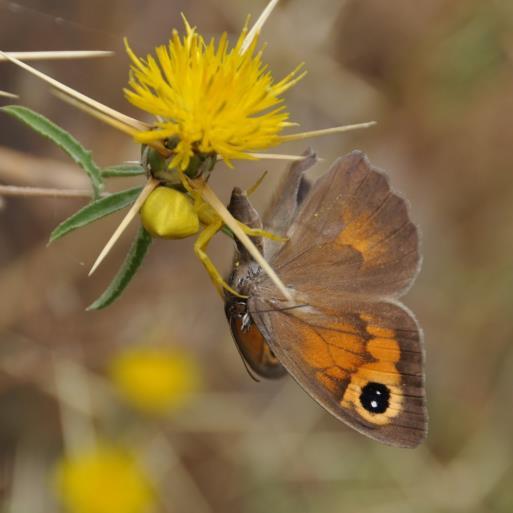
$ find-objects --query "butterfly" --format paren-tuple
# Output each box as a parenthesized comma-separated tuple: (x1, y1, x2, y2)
(224, 149, 427, 448)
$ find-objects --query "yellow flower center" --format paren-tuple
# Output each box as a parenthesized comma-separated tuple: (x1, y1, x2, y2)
(124, 17, 305, 170)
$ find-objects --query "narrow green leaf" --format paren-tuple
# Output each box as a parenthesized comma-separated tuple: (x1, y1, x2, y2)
(101, 163, 145, 178)
(49, 186, 142, 243)
(87, 227, 152, 310)
(1, 105, 103, 198)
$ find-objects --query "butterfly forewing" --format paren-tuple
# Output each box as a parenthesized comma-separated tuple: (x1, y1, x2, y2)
(261, 148, 316, 260)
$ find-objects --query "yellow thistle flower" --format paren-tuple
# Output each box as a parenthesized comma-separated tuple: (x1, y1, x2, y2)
(55, 445, 154, 513)
(110, 346, 201, 415)
(1, 1, 374, 301)
(124, 17, 305, 171)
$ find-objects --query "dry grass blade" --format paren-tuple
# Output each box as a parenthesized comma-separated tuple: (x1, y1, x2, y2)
(53, 356, 96, 456)
(0, 146, 88, 188)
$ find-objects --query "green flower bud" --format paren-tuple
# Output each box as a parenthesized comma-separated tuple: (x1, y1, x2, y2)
(140, 187, 199, 239)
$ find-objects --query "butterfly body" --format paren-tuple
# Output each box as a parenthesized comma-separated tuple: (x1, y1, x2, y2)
(225, 150, 427, 447)
(225, 185, 288, 379)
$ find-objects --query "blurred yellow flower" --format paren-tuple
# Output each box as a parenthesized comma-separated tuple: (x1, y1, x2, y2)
(110, 346, 201, 414)
(124, 17, 305, 170)
(55, 445, 154, 513)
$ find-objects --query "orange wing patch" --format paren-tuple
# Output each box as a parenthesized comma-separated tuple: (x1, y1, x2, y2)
(337, 207, 387, 264)
(294, 315, 404, 427)
(296, 322, 366, 383)
(316, 370, 341, 394)
(367, 337, 401, 362)
(340, 315, 403, 425)
(362, 315, 395, 338)
(297, 324, 336, 369)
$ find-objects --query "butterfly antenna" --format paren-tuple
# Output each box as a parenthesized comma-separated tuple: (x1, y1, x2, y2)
(249, 303, 310, 315)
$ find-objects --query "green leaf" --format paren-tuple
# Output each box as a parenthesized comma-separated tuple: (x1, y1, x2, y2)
(49, 186, 142, 243)
(87, 227, 152, 310)
(101, 163, 145, 178)
(1, 105, 104, 198)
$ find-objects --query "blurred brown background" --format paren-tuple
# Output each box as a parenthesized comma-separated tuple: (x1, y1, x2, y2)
(1, 0, 513, 512)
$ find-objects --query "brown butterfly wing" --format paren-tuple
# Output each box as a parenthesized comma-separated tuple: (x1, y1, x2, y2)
(273, 151, 420, 305)
(249, 297, 426, 447)
(261, 148, 316, 260)
(248, 151, 426, 446)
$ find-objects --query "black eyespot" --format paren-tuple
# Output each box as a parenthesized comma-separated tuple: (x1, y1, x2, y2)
(359, 382, 390, 414)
